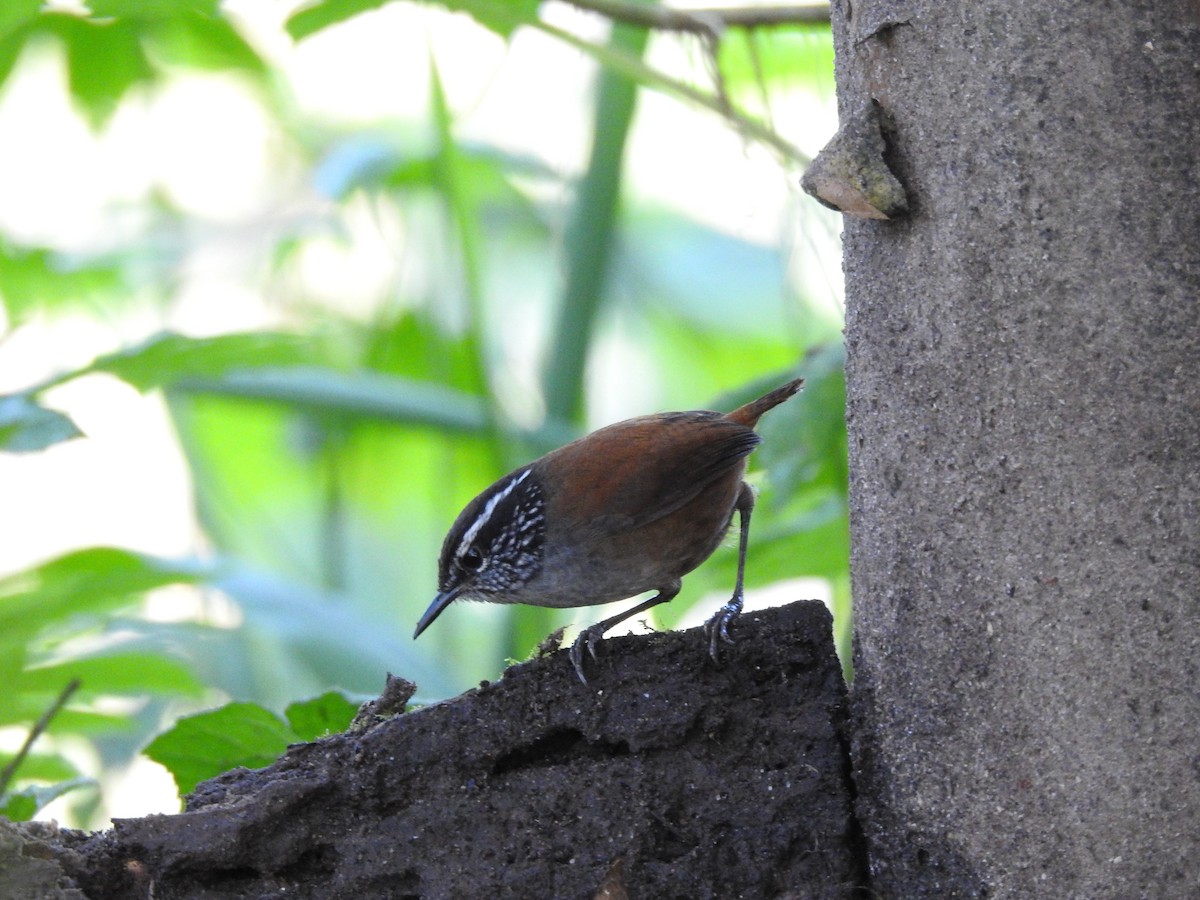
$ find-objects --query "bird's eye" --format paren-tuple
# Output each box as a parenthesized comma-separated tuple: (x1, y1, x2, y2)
(459, 546, 485, 572)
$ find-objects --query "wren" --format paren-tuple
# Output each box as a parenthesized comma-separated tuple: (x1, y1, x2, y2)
(414, 377, 804, 682)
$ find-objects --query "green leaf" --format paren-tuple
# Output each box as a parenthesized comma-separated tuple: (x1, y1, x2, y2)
(19, 653, 203, 699)
(78, 331, 313, 393)
(0, 5, 266, 122)
(52, 15, 156, 128)
(0, 778, 96, 822)
(0, 792, 36, 822)
(0, 395, 82, 453)
(0, 0, 41, 48)
(287, 0, 539, 42)
(0, 548, 207, 645)
(285, 691, 358, 741)
(0, 32, 27, 92)
(286, 0, 393, 41)
(0, 0, 40, 35)
(172, 366, 491, 432)
(0, 753, 78, 785)
(143, 11, 266, 73)
(436, 0, 540, 38)
(12, 709, 134, 737)
(89, 0, 223, 18)
(144, 702, 295, 796)
(0, 241, 124, 327)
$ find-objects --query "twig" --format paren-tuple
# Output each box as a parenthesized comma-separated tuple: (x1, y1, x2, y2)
(540, 1, 826, 167)
(0, 678, 81, 799)
(556, 0, 830, 36)
(530, 17, 811, 167)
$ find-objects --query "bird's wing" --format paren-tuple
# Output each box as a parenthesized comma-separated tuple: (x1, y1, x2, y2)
(544, 412, 761, 534)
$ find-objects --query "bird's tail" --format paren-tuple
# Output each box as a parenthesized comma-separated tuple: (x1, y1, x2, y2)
(727, 377, 805, 427)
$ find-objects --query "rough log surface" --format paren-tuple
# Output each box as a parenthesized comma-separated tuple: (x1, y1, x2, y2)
(10, 601, 862, 900)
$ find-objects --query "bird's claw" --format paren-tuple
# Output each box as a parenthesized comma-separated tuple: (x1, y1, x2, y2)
(568, 626, 604, 684)
(705, 594, 744, 662)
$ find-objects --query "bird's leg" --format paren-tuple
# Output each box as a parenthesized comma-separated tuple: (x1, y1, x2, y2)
(706, 482, 755, 661)
(569, 581, 681, 684)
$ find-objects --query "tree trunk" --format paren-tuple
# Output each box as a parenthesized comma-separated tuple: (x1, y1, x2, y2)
(833, 0, 1200, 895)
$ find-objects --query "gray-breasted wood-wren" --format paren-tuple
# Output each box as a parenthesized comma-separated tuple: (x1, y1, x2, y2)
(414, 378, 804, 681)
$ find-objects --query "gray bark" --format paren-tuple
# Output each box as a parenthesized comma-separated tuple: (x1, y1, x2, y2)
(833, 0, 1200, 895)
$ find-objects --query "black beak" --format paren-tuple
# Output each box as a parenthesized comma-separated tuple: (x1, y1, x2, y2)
(413, 587, 461, 639)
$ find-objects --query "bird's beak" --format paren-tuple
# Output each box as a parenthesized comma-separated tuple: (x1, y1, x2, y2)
(413, 587, 461, 639)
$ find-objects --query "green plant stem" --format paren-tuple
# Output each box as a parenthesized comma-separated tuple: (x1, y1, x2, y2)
(320, 427, 349, 593)
(543, 22, 649, 424)
(427, 51, 515, 478)
(0, 678, 80, 799)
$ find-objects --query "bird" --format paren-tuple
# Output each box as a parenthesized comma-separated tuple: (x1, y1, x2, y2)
(413, 377, 804, 682)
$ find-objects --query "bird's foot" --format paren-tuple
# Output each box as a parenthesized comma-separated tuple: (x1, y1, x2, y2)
(568, 624, 607, 684)
(704, 592, 744, 662)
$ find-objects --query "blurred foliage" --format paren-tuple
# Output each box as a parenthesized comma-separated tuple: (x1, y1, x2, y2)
(0, 0, 843, 826)
(0, 549, 207, 820)
(0, 0, 264, 128)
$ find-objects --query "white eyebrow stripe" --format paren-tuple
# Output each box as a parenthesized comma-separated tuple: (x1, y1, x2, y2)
(457, 467, 531, 555)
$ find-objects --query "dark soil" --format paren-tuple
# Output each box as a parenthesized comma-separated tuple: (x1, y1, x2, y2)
(8, 601, 864, 899)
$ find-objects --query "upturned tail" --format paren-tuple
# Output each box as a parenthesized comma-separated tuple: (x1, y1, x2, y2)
(726, 377, 804, 427)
